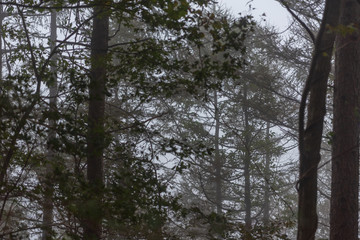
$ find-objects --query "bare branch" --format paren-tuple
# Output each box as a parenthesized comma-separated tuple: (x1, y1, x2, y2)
(278, 0, 316, 44)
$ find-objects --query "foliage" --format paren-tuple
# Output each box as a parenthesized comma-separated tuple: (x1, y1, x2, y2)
(0, 0, 306, 239)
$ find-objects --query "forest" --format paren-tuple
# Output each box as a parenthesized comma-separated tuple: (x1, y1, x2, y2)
(0, 0, 359, 239)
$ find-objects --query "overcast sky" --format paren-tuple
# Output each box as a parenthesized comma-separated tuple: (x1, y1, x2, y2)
(220, 0, 290, 30)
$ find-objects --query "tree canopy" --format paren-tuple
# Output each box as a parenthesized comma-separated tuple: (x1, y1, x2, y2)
(0, 0, 358, 239)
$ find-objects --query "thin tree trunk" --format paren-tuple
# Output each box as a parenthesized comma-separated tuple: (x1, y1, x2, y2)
(212, 1, 222, 216)
(83, 4, 109, 239)
(330, 1, 360, 239)
(42, 7, 57, 240)
(243, 85, 251, 231)
(214, 91, 222, 215)
(263, 121, 270, 226)
(296, 0, 340, 239)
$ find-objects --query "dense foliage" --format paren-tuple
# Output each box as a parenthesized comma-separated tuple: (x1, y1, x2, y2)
(0, 0, 343, 239)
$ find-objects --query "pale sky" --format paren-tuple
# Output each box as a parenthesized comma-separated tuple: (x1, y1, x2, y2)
(220, 0, 290, 30)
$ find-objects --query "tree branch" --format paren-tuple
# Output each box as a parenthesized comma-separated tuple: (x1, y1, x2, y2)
(278, 0, 316, 44)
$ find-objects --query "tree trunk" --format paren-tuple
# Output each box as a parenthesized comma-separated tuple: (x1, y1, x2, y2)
(42, 7, 57, 240)
(297, 0, 340, 239)
(330, 1, 360, 239)
(263, 121, 270, 226)
(243, 85, 251, 231)
(214, 91, 222, 215)
(83, 4, 109, 239)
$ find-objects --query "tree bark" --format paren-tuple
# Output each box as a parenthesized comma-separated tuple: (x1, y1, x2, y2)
(330, 1, 360, 239)
(297, 0, 340, 240)
(214, 91, 222, 215)
(263, 121, 270, 226)
(83, 4, 109, 239)
(243, 84, 251, 231)
(42, 7, 57, 240)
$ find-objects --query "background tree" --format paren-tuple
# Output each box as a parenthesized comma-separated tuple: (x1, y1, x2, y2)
(41, 3, 58, 239)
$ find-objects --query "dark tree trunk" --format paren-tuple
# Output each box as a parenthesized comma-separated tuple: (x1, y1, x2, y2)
(83, 4, 109, 240)
(297, 0, 340, 239)
(263, 121, 270, 226)
(243, 85, 251, 231)
(330, 1, 360, 239)
(244, 152, 251, 230)
(214, 91, 222, 215)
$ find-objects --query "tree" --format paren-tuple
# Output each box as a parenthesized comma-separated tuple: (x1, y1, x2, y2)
(166, 21, 297, 239)
(330, 0, 360, 239)
(41, 4, 58, 239)
(296, 0, 340, 239)
(81, 2, 109, 239)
